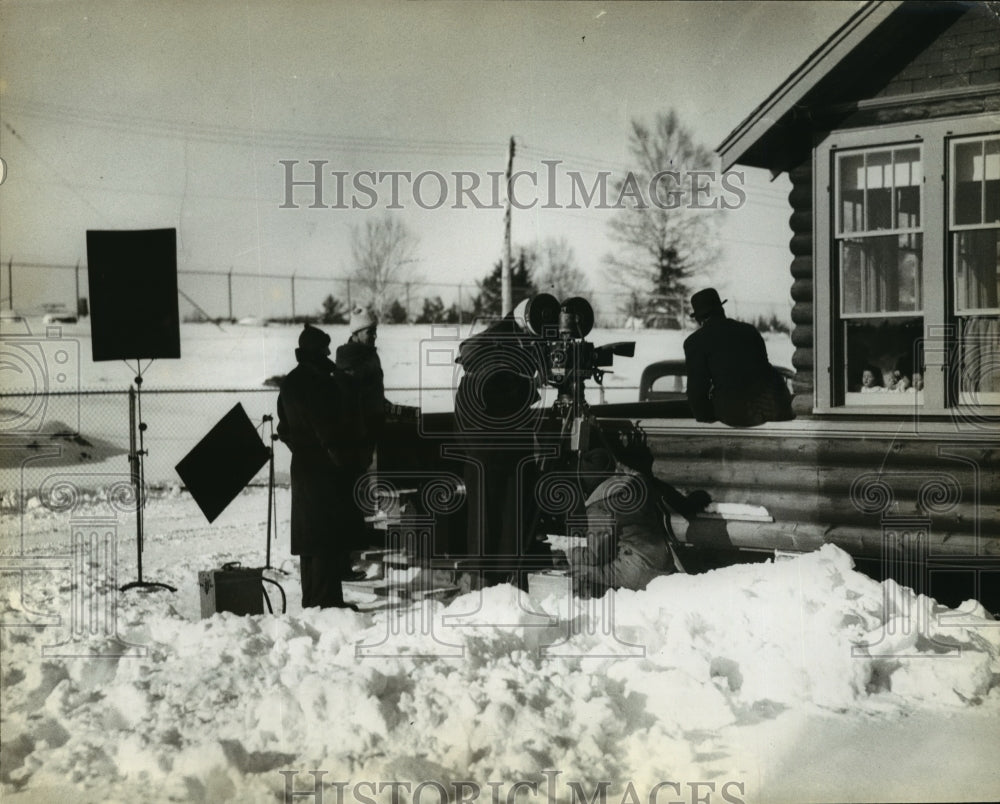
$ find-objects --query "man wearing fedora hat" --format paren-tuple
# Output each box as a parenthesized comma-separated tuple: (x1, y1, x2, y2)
(277, 323, 368, 609)
(683, 288, 793, 427)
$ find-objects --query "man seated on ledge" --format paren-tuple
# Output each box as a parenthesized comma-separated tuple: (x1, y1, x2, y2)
(683, 287, 794, 428)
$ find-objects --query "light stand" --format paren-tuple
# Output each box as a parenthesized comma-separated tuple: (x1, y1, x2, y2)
(259, 414, 285, 574)
(120, 363, 176, 593)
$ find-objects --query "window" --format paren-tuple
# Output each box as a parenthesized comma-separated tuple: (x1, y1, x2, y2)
(951, 135, 1000, 405)
(815, 115, 1000, 414)
(834, 145, 924, 405)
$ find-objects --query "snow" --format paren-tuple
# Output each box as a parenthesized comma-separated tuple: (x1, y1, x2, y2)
(0, 318, 793, 492)
(2, 488, 998, 803)
(3, 318, 998, 802)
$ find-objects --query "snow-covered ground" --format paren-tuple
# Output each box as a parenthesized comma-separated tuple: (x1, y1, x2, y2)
(1, 486, 998, 804)
(3, 317, 998, 803)
(0, 317, 793, 491)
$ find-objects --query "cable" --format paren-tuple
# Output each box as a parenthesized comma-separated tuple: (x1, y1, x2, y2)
(262, 575, 287, 614)
(5, 97, 502, 157)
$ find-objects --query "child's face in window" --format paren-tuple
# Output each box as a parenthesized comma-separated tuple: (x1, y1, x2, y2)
(912, 372, 923, 391)
(861, 370, 875, 387)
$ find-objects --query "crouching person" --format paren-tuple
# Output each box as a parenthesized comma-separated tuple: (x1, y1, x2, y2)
(568, 448, 677, 597)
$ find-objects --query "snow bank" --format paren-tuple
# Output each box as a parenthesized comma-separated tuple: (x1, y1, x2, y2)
(2, 544, 997, 803)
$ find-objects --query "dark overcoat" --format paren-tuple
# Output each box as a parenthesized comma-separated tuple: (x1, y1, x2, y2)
(335, 340, 386, 445)
(277, 351, 369, 556)
(454, 316, 542, 561)
(683, 316, 793, 427)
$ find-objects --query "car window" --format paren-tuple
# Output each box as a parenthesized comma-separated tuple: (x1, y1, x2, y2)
(651, 375, 685, 394)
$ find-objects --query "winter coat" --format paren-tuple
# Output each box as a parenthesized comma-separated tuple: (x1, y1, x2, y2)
(454, 316, 542, 562)
(336, 340, 416, 449)
(454, 315, 542, 431)
(277, 350, 369, 556)
(683, 316, 793, 427)
(335, 340, 386, 443)
(569, 470, 675, 594)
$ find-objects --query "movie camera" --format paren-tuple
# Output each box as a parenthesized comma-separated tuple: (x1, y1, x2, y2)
(517, 293, 635, 417)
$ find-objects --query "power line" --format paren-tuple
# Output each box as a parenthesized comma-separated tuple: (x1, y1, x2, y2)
(4, 97, 503, 158)
(1, 121, 112, 223)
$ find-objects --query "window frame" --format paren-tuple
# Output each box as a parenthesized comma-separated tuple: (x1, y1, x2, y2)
(814, 114, 1000, 416)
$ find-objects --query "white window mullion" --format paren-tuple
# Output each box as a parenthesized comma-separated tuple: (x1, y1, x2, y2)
(921, 141, 946, 411)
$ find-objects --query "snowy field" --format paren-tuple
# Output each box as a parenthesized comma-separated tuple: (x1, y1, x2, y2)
(0, 317, 793, 491)
(3, 317, 999, 803)
(1, 487, 998, 803)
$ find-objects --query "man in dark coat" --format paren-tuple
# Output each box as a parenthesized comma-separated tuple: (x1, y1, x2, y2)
(683, 288, 794, 428)
(277, 324, 368, 609)
(454, 312, 543, 581)
(335, 306, 416, 467)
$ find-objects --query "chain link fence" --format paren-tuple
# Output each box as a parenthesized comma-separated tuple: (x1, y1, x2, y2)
(0, 260, 791, 328)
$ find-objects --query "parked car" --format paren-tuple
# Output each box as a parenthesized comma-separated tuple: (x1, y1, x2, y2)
(639, 359, 795, 402)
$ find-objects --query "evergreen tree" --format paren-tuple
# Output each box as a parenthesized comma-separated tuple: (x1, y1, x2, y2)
(472, 248, 538, 318)
(320, 294, 348, 324)
(416, 295, 446, 324)
(386, 298, 409, 324)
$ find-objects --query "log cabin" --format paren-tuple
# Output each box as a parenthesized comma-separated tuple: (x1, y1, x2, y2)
(659, 0, 1000, 606)
(383, 1, 999, 611)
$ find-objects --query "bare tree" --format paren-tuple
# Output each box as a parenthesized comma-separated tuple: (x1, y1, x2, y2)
(533, 237, 591, 301)
(604, 110, 722, 325)
(349, 213, 420, 319)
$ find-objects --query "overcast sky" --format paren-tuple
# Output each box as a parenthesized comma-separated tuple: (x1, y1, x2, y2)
(0, 0, 861, 320)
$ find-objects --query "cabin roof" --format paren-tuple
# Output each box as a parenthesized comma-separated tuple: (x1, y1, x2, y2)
(717, 0, 978, 172)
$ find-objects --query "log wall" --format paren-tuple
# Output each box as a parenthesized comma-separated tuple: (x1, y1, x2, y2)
(641, 423, 1000, 561)
(787, 161, 814, 415)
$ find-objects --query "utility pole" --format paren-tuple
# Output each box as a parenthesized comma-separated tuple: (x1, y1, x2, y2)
(227, 269, 233, 321)
(74, 260, 80, 316)
(502, 136, 515, 317)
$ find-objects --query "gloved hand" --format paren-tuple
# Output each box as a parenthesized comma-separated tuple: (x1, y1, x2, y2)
(680, 489, 712, 519)
(385, 403, 420, 422)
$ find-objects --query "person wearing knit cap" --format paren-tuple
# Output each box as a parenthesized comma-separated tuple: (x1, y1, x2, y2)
(335, 306, 418, 473)
(277, 323, 368, 609)
(348, 306, 377, 338)
(683, 287, 794, 427)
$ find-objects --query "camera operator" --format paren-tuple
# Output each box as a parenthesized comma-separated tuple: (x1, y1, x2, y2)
(454, 310, 544, 583)
(277, 324, 368, 609)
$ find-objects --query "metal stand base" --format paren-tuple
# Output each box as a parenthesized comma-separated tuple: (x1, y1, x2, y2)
(120, 579, 177, 593)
